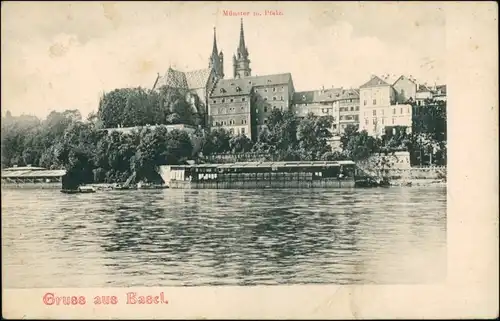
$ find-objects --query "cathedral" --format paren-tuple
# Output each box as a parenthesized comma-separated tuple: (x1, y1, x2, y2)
(153, 19, 296, 141)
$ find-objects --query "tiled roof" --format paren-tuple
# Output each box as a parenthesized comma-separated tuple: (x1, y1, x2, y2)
(393, 75, 417, 85)
(2, 169, 67, 178)
(417, 84, 433, 93)
(210, 78, 253, 97)
(360, 75, 391, 88)
(156, 68, 188, 89)
(169, 160, 356, 169)
(185, 68, 212, 89)
(292, 88, 359, 104)
(210, 73, 292, 98)
(154, 67, 213, 90)
(249, 73, 292, 87)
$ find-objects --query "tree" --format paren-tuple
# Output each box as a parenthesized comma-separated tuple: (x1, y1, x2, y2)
(201, 128, 231, 155)
(345, 130, 377, 161)
(229, 134, 253, 153)
(340, 124, 359, 151)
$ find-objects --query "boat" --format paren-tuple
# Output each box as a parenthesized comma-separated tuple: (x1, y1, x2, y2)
(158, 161, 369, 189)
(137, 181, 169, 189)
(78, 185, 96, 193)
(60, 185, 96, 194)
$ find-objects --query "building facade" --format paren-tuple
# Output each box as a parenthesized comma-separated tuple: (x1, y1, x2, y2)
(291, 88, 360, 135)
(359, 75, 412, 137)
(207, 20, 295, 139)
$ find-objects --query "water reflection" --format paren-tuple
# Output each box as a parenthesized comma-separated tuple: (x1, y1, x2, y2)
(2, 186, 446, 288)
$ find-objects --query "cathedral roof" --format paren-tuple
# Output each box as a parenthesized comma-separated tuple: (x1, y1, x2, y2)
(185, 69, 212, 89)
(155, 67, 212, 90)
(210, 73, 292, 98)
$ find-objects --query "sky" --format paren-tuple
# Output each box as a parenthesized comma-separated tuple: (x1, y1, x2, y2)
(1, 1, 447, 119)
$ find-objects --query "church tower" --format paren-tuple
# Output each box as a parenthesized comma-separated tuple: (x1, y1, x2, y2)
(233, 19, 251, 79)
(209, 27, 224, 78)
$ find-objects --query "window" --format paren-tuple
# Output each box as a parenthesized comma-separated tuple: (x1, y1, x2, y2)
(281, 96, 284, 101)
(273, 88, 276, 92)
(230, 99, 234, 102)
(393, 108, 396, 114)
(400, 108, 403, 114)
(373, 110, 376, 116)
(381, 109, 384, 116)
(392, 118, 395, 124)
(373, 99, 377, 105)
(220, 88, 225, 93)
(354, 115, 359, 121)
(264, 97, 268, 101)
(265, 89, 268, 93)
(382, 118, 384, 125)
(241, 119, 245, 124)
(264, 118, 268, 124)
(241, 128, 245, 134)
(213, 100, 217, 104)
(350, 107, 354, 111)
(222, 98, 225, 103)
(273, 97, 277, 101)
(372, 118, 376, 124)
(241, 106, 245, 111)
(364, 100, 367, 106)
(242, 97, 246, 102)
(230, 128, 234, 134)
(264, 106, 268, 112)
(349, 99, 353, 102)
(356, 106, 359, 111)
(407, 107, 410, 113)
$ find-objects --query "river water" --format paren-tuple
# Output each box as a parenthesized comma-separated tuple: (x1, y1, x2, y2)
(2, 187, 446, 288)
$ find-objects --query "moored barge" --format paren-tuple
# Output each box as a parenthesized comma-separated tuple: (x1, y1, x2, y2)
(159, 161, 367, 189)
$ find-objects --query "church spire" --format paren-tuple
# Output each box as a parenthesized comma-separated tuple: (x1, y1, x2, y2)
(211, 27, 219, 57)
(233, 19, 251, 79)
(209, 26, 224, 79)
(237, 18, 248, 57)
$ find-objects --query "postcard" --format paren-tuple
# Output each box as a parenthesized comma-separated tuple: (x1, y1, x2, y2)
(1, 1, 498, 319)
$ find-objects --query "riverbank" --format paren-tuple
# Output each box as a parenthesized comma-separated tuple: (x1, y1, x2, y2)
(389, 178, 446, 187)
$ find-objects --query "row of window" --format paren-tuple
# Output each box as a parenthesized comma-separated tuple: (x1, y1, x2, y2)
(339, 106, 359, 112)
(213, 97, 247, 104)
(230, 127, 245, 135)
(364, 99, 378, 105)
(365, 107, 410, 117)
(213, 119, 248, 126)
(213, 106, 246, 114)
(364, 118, 403, 125)
(256, 87, 285, 93)
(340, 115, 359, 121)
(263, 96, 284, 101)
(260, 106, 284, 113)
